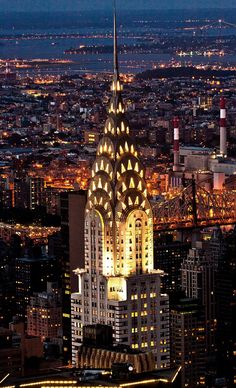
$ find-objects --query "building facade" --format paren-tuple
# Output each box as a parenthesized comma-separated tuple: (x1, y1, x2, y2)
(15, 253, 60, 320)
(181, 229, 234, 386)
(154, 235, 190, 294)
(27, 282, 62, 342)
(181, 241, 216, 355)
(57, 190, 86, 361)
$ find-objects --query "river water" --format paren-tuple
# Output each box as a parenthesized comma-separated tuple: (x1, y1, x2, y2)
(0, 10, 235, 74)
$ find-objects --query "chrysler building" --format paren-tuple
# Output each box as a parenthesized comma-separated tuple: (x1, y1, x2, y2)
(71, 5, 170, 369)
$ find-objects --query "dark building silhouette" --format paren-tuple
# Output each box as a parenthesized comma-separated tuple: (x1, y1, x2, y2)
(181, 227, 234, 386)
(181, 241, 216, 361)
(28, 177, 45, 210)
(15, 250, 60, 320)
(60, 190, 86, 293)
(154, 234, 190, 294)
(13, 178, 29, 208)
(0, 239, 15, 327)
(48, 190, 86, 363)
(225, 227, 236, 384)
(170, 298, 206, 388)
(0, 327, 23, 377)
(82, 324, 113, 348)
(210, 228, 233, 386)
(0, 177, 13, 208)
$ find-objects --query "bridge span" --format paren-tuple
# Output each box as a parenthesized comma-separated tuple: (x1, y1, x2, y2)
(152, 181, 236, 232)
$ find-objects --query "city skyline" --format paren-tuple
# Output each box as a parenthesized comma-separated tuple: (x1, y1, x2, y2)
(0, 0, 235, 385)
(0, 0, 236, 12)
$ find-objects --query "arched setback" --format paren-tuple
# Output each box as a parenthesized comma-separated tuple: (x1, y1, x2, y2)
(88, 174, 113, 201)
(85, 209, 104, 275)
(97, 136, 115, 160)
(84, 209, 114, 277)
(116, 209, 153, 276)
(116, 142, 138, 162)
(116, 156, 145, 180)
(91, 156, 114, 180)
(116, 173, 146, 198)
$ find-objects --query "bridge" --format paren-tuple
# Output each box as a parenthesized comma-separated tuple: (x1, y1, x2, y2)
(152, 180, 236, 231)
(178, 19, 236, 32)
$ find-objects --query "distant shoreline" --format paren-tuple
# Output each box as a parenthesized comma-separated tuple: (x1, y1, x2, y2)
(137, 66, 236, 80)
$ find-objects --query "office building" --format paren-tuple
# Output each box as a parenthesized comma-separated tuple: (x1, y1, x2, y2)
(181, 241, 216, 356)
(0, 239, 15, 327)
(170, 299, 206, 388)
(154, 235, 190, 294)
(181, 229, 233, 385)
(27, 282, 62, 343)
(16, 253, 60, 320)
(59, 190, 86, 361)
(28, 177, 45, 210)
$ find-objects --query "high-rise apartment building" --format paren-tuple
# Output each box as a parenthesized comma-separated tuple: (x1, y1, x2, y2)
(60, 191, 87, 293)
(28, 177, 45, 210)
(170, 298, 206, 388)
(181, 241, 216, 355)
(0, 239, 15, 327)
(27, 282, 62, 342)
(58, 190, 86, 361)
(71, 9, 170, 369)
(16, 253, 60, 320)
(154, 235, 190, 294)
(181, 228, 234, 386)
(0, 176, 13, 208)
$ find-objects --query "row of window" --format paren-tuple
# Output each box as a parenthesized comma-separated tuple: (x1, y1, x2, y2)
(131, 292, 157, 300)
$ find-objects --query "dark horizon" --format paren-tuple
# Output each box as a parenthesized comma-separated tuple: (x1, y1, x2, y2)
(0, 7, 235, 35)
(0, 0, 236, 12)
(1, 7, 236, 13)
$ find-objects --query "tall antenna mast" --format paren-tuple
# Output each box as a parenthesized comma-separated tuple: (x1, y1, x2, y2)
(113, 0, 119, 80)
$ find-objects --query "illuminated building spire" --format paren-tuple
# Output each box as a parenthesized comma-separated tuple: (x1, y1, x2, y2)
(71, 4, 170, 370)
(85, 2, 154, 277)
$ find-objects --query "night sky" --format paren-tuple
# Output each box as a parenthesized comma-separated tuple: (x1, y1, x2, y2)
(0, 0, 235, 12)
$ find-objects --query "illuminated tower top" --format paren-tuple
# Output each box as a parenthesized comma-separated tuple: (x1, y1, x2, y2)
(85, 1, 153, 278)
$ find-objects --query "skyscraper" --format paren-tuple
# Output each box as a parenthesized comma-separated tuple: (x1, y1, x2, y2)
(59, 190, 86, 361)
(181, 241, 216, 355)
(181, 229, 234, 385)
(154, 234, 190, 295)
(27, 282, 62, 343)
(71, 5, 170, 369)
(170, 298, 206, 388)
(15, 252, 60, 320)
